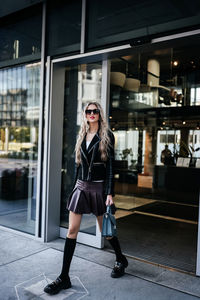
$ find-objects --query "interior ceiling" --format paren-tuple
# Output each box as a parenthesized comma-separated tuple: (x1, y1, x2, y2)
(109, 36, 200, 130)
(111, 35, 200, 78)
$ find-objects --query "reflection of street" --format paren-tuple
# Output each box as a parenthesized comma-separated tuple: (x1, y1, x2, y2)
(0, 158, 37, 176)
(0, 199, 34, 234)
(0, 158, 37, 234)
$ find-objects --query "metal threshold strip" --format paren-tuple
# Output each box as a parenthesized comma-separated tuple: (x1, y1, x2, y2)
(133, 211, 198, 225)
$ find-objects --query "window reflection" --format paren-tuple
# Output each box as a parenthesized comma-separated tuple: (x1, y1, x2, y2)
(61, 63, 102, 235)
(0, 63, 40, 234)
(109, 40, 200, 272)
(0, 6, 42, 63)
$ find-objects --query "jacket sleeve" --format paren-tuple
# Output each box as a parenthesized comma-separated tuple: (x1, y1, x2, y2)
(105, 131, 115, 196)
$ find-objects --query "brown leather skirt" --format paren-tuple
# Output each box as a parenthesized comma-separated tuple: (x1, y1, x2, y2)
(67, 179, 106, 216)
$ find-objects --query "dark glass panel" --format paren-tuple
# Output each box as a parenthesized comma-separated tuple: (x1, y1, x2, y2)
(0, 5, 42, 63)
(0, 0, 42, 18)
(47, 0, 82, 56)
(87, 0, 200, 49)
(109, 37, 200, 273)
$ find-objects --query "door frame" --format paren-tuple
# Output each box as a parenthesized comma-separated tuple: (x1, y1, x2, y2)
(42, 46, 125, 247)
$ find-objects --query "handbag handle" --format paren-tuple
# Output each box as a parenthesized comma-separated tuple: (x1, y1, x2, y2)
(106, 205, 112, 214)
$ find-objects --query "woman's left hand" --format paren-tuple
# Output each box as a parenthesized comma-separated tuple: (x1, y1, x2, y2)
(106, 195, 114, 206)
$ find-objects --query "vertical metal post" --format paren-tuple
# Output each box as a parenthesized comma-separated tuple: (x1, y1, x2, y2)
(101, 59, 111, 118)
(80, 0, 87, 54)
(95, 59, 111, 248)
(44, 63, 65, 242)
(41, 56, 52, 241)
(35, 2, 46, 238)
(196, 191, 200, 276)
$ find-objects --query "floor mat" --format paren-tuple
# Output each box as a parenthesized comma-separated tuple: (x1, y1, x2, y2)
(106, 213, 197, 273)
(135, 202, 198, 222)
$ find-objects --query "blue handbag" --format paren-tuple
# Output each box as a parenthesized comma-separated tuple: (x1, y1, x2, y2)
(102, 205, 117, 237)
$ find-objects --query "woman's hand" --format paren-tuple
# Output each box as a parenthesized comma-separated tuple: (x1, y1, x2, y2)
(106, 194, 114, 206)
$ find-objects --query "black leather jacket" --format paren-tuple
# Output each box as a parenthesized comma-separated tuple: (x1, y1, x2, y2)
(74, 130, 115, 196)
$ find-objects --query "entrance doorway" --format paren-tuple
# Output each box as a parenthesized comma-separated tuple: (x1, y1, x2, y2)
(59, 61, 105, 247)
(106, 37, 200, 273)
(46, 36, 200, 274)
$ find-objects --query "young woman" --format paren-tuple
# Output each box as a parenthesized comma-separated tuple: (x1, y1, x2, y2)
(44, 101, 128, 295)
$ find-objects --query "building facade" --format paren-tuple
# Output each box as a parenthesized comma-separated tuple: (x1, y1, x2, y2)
(0, 0, 200, 275)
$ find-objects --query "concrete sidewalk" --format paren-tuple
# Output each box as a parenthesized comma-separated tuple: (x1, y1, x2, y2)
(1, 227, 200, 300)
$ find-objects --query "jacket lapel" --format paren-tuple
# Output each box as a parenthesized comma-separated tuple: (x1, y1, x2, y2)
(87, 133, 101, 154)
(81, 136, 87, 154)
(80, 132, 101, 162)
(80, 136, 89, 165)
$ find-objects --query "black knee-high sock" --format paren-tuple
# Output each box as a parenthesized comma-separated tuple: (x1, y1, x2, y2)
(59, 237, 76, 281)
(108, 236, 125, 263)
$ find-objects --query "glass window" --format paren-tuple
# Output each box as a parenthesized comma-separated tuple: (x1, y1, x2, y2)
(87, 0, 200, 49)
(0, 62, 41, 235)
(109, 37, 200, 273)
(47, 0, 82, 56)
(61, 62, 102, 235)
(0, 5, 42, 63)
(0, 1, 43, 18)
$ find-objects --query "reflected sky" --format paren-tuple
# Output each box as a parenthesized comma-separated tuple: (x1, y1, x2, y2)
(0, 62, 41, 108)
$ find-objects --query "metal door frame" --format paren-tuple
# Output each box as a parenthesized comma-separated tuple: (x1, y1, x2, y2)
(43, 52, 117, 247)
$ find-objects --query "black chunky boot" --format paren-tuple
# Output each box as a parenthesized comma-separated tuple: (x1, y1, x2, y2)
(44, 237, 76, 295)
(44, 276, 71, 295)
(108, 236, 128, 278)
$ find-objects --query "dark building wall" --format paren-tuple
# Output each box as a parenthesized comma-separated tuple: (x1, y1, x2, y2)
(0, 0, 43, 18)
(0, 0, 200, 64)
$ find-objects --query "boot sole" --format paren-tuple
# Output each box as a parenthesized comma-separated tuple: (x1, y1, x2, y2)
(111, 269, 125, 278)
(44, 283, 72, 295)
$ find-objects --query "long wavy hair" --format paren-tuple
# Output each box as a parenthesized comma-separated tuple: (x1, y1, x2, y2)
(75, 101, 112, 164)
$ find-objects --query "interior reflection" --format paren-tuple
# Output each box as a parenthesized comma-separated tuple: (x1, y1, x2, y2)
(108, 40, 200, 272)
(61, 63, 102, 236)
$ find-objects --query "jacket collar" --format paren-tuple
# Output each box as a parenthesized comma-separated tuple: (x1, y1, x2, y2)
(81, 131, 101, 155)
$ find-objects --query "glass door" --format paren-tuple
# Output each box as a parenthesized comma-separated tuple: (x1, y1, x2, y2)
(60, 62, 104, 247)
(108, 38, 200, 273)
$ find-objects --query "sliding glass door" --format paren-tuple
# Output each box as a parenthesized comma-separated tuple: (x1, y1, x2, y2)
(59, 62, 104, 247)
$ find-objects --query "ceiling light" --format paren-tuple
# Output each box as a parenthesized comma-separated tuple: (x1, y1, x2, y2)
(183, 121, 186, 125)
(173, 61, 179, 67)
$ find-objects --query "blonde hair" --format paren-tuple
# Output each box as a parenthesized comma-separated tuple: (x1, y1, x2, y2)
(75, 101, 112, 164)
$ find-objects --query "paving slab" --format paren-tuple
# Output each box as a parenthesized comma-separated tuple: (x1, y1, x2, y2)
(1, 228, 200, 300)
(49, 238, 200, 298)
(0, 232, 48, 266)
(0, 247, 199, 300)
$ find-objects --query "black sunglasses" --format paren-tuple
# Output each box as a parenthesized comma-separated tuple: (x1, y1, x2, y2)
(85, 109, 100, 115)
